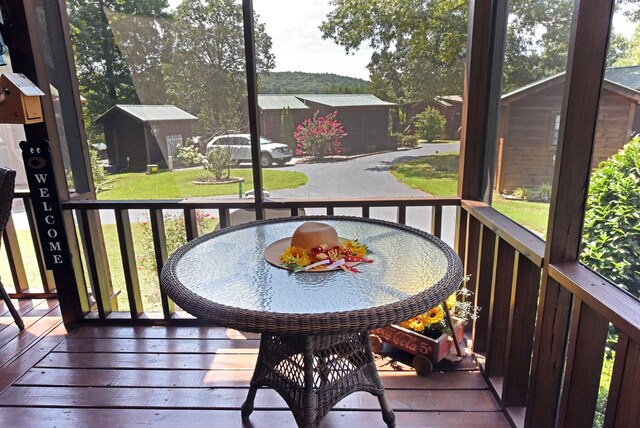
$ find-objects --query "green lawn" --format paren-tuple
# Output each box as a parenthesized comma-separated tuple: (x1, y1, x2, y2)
(98, 168, 307, 199)
(389, 153, 550, 235)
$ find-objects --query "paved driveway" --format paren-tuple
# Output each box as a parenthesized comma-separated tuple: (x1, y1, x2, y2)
(270, 143, 459, 199)
(269, 143, 460, 245)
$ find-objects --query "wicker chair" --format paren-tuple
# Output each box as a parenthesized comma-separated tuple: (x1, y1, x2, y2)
(0, 167, 24, 330)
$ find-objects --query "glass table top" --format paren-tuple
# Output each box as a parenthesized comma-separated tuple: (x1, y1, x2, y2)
(173, 218, 454, 315)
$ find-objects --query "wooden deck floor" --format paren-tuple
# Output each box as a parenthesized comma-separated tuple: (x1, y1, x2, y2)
(0, 299, 510, 427)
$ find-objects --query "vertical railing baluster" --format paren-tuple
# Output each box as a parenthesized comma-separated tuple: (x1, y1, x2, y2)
(603, 334, 639, 428)
(78, 209, 112, 319)
(502, 254, 540, 407)
(464, 214, 482, 298)
(431, 205, 442, 237)
(473, 225, 497, 353)
(150, 209, 174, 319)
(361, 206, 370, 218)
(397, 206, 406, 225)
(23, 196, 55, 292)
(219, 208, 231, 229)
(326, 206, 334, 216)
(184, 208, 198, 241)
(485, 238, 516, 377)
(556, 301, 608, 428)
(115, 209, 143, 319)
(3, 215, 29, 292)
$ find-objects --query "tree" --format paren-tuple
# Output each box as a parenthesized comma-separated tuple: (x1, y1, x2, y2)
(414, 107, 446, 142)
(321, 0, 467, 103)
(164, 0, 275, 135)
(614, 27, 640, 67)
(321, 0, 639, 100)
(67, 0, 168, 142)
(280, 107, 296, 151)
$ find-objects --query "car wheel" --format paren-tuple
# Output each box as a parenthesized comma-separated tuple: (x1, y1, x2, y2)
(260, 153, 273, 167)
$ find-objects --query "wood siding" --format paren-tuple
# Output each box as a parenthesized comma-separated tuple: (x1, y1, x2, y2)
(497, 84, 635, 192)
(259, 108, 309, 145)
(103, 114, 194, 172)
(302, 101, 395, 154)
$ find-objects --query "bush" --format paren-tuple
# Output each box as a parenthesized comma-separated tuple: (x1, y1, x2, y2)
(294, 111, 347, 159)
(280, 107, 296, 152)
(204, 143, 231, 181)
(394, 133, 420, 148)
(413, 107, 446, 142)
(89, 147, 106, 184)
(510, 183, 552, 202)
(175, 144, 205, 167)
(581, 136, 640, 298)
(138, 211, 217, 272)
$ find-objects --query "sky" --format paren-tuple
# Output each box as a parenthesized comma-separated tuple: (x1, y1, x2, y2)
(166, 1, 638, 81)
(167, 0, 373, 80)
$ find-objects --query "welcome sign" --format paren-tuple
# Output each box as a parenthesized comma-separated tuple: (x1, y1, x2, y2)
(20, 140, 70, 269)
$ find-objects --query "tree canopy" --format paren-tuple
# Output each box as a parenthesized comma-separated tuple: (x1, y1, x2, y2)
(68, 0, 274, 139)
(321, 0, 640, 102)
(67, 0, 169, 141)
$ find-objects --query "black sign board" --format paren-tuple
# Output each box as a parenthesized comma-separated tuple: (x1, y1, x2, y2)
(20, 140, 70, 269)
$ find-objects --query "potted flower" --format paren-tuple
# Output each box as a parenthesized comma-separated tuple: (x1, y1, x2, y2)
(370, 288, 476, 376)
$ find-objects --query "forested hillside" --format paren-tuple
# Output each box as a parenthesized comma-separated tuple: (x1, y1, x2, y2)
(259, 71, 370, 94)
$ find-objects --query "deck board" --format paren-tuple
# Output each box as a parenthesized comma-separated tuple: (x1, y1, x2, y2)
(0, 307, 510, 427)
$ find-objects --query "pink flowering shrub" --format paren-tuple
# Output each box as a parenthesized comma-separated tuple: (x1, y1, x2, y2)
(294, 111, 347, 159)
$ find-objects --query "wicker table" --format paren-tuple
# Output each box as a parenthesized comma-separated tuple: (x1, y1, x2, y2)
(161, 216, 463, 428)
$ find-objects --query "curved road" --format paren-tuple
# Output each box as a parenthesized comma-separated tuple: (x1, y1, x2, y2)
(270, 142, 460, 199)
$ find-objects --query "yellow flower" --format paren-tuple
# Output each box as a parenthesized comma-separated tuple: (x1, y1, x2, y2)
(343, 240, 367, 257)
(280, 246, 310, 266)
(400, 316, 425, 333)
(446, 293, 457, 312)
(421, 306, 444, 326)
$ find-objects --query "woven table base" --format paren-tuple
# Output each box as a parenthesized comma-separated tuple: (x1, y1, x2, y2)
(241, 332, 395, 428)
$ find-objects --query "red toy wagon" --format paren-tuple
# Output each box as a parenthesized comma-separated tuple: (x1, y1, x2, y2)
(370, 303, 466, 376)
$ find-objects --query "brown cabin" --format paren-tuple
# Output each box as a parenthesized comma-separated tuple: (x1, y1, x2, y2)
(97, 105, 198, 172)
(256, 95, 310, 145)
(496, 74, 640, 193)
(253, 94, 396, 155)
(400, 95, 463, 140)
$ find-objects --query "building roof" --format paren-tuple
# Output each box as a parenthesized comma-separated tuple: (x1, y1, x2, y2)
(1, 72, 45, 96)
(257, 95, 309, 110)
(294, 94, 395, 107)
(604, 66, 640, 90)
(502, 72, 640, 104)
(96, 105, 198, 123)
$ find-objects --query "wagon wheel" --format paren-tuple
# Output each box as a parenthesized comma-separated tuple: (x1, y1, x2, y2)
(369, 334, 384, 353)
(413, 355, 433, 376)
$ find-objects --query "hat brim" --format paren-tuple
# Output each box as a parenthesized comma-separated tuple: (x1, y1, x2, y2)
(264, 237, 361, 272)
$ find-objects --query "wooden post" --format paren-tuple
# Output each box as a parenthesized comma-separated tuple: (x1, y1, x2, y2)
(526, 1, 616, 426)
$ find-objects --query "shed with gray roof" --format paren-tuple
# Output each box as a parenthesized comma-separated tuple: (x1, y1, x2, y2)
(254, 94, 397, 155)
(97, 104, 198, 172)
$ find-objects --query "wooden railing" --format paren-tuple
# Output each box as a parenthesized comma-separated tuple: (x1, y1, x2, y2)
(60, 196, 460, 323)
(3, 191, 56, 298)
(6, 193, 640, 427)
(459, 200, 640, 428)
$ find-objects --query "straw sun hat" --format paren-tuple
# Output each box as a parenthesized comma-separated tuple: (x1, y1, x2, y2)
(263, 222, 370, 272)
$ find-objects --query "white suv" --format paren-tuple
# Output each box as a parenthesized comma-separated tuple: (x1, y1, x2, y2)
(205, 134, 292, 167)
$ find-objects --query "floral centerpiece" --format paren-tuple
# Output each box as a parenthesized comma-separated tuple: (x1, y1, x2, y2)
(264, 222, 374, 274)
(370, 288, 477, 375)
(399, 288, 475, 339)
(280, 239, 372, 273)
